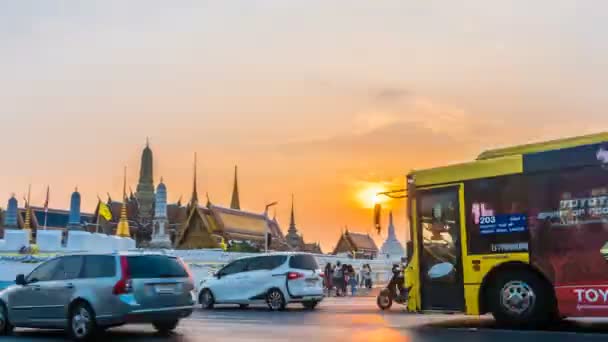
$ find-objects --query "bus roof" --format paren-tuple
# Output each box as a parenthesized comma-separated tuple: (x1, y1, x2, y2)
(476, 132, 608, 161)
(410, 132, 608, 187)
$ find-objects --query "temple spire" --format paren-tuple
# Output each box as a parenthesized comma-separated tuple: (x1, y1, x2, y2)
(230, 165, 240, 210)
(387, 211, 396, 239)
(191, 152, 199, 206)
(24, 184, 31, 230)
(116, 166, 131, 237)
(288, 194, 296, 234)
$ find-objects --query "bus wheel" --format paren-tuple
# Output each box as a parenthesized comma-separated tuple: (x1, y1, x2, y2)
(488, 270, 555, 327)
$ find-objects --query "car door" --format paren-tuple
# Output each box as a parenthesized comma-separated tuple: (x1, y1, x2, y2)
(246, 256, 287, 300)
(42, 256, 83, 322)
(213, 259, 249, 302)
(8, 258, 62, 324)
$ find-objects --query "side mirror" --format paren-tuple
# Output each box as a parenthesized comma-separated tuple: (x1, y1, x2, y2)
(15, 274, 26, 286)
(214, 271, 222, 279)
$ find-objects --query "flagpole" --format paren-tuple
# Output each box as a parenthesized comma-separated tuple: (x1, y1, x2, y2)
(43, 186, 49, 230)
(96, 196, 102, 234)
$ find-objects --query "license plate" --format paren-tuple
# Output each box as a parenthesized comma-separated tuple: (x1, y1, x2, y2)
(306, 278, 318, 284)
(155, 284, 176, 294)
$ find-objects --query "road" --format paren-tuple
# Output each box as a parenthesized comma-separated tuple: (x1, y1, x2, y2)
(5, 297, 608, 341)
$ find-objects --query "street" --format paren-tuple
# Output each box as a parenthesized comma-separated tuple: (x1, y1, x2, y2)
(5, 297, 608, 341)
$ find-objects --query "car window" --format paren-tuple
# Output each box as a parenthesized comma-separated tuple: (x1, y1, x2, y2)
(127, 255, 188, 279)
(289, 254, 319, 270)
(26, 258, 61, 283)
(247, 256, 287, 271)
(221, 259, 249, 276)
(53, 256, 84, 280)
(81, 255, 116, 278)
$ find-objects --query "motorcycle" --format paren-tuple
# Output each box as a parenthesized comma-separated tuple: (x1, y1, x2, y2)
(377, 264, 408, 310)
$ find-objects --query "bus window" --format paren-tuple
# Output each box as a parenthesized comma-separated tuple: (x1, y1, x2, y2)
(465, 175, 529, 255)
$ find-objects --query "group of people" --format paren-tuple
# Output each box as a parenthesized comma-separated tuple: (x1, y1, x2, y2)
(323, 262, 373, 297)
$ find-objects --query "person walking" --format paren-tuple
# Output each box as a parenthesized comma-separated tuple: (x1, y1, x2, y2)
(347, 264, 358, 296)
(333, 261, 344, 296)
(341, 263, 349, 296)
(365, 264, 373, 289)
(324, 262, 334, 297)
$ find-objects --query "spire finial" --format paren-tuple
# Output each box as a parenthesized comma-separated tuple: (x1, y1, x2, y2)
(116, 166, 131, 237)
(206, 192, 212, 207)
(123, 166, 127, 201)
(230, 165, 240, 210)
(146, 136, 149, 147)
(191, 153, 199, 205)
(288, 193, 296, 232)
(24, 184, 32, 229)
(75, 186, 78, 193)
(160, 176, 164, 183)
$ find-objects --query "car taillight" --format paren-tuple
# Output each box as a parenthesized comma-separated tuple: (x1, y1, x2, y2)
(113, 256, 132, 295)
(178, 257, 194, 283)
(287, 272, 305, 280)
(319, 272, 325, 278)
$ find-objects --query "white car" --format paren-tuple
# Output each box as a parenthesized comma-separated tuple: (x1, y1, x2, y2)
(198, 253, 324, 311)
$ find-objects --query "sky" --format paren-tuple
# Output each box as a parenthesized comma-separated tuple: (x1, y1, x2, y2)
(1, 1, 608, 252)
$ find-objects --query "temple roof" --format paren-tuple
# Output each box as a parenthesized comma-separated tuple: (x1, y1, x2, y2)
(346, 232, 378, 251)
(207, 205, 269, 241)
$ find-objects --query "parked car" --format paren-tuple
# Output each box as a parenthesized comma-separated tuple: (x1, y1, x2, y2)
(0, 252, 194, 341)
(198, 252, 324, 311)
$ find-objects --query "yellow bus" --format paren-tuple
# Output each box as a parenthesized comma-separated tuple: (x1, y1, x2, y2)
(403, 132, 608, 326)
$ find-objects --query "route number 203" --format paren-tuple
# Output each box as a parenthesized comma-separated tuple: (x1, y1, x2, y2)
(480, 216, 496, 224)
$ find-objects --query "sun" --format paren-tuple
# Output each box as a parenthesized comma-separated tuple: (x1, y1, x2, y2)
(357, 184, 389, 209)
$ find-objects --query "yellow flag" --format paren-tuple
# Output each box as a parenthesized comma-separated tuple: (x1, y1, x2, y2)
(98, 201, 112, 221)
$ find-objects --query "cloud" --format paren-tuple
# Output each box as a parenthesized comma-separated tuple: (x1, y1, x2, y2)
(373, 87, 410, 102)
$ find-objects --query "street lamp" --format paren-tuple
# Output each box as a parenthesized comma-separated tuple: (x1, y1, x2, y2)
(264, 201, 279, 253)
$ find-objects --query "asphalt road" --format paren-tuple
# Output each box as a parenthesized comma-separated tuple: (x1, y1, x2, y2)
(5, 297, 608, 341)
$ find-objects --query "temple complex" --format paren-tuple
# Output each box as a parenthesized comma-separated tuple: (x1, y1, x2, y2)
(1, 139, 321, 252)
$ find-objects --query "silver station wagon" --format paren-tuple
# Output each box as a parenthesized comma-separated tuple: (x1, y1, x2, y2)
(0, 252, 194, 341)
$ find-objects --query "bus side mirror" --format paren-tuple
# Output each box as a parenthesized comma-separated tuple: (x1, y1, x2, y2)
(406, 241, 413, 261)
(373, 203, 381, 234)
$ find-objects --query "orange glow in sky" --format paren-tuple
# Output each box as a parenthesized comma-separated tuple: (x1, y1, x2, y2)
(1, 1, 606, 251)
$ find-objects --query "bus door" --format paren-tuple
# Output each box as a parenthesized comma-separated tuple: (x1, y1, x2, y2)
(417, 185, 465, 311)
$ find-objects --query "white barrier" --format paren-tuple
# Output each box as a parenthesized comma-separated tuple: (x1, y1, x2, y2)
(3, 229, 30, 251)
(36, 230, 62, 251)
(91, 233, 113, 253)
(67, 231, 92, 251)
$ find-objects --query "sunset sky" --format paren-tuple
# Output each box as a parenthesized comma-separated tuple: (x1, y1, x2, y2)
(1, 1, 608, 251)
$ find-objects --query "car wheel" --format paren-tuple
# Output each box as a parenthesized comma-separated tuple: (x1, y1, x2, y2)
(199, 289, 215, 310)
(266, 289, 286, 311)
(239, 304, 249, 309)
(302, 301, 318, 310)
(489, 269, 555, 327)
(153, 320, 179, 335)
(0, 302, 14, 336)
(68, 302, 97, 341)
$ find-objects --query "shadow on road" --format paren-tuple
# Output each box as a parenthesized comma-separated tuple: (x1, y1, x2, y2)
(420, 317, 608, 334)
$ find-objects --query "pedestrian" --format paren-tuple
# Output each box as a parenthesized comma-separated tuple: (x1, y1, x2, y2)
(324, 262, 334, 296)
(341, 263, 348, 296)
(347, 264, 358, 296)
(333, 261, 344, 296)
(364, 264, 373, 289)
